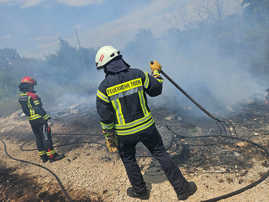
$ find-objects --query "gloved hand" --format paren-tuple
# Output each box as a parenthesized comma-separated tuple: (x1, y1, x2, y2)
(102, 130, 118, 153)
(150, 60, 162, 74)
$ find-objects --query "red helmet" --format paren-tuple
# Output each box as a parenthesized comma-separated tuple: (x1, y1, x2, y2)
(21, 76, 37, 86)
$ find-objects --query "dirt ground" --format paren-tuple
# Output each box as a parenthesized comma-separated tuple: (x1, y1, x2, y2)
(0, 105, 269, 202)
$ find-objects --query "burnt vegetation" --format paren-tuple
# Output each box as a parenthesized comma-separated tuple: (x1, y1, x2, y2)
(0, 0, 269, 201)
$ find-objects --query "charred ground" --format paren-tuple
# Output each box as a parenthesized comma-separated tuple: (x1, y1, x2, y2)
(0, 102, 269, 201)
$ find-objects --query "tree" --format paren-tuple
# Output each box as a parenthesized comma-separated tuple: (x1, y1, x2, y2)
(46, 39, 96, 83)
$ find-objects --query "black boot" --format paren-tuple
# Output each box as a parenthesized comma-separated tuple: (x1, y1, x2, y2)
(177, 181, 197, 201)
(49, 153, 65, 163)
(40, 154, 48, 163)
(127, 187, 150, 200)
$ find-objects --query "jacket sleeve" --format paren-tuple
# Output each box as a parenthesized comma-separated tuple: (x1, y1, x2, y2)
(96, 87, 114, 130)
(30, 95, 50, 120)
(18, 96, 30, 116)
(142, 71, 163, 97)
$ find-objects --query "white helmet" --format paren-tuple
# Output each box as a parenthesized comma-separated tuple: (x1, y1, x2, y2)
(95, 45, 120, 69)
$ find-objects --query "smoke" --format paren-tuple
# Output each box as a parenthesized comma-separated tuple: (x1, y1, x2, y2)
(3, 0, 267, 119)
(152, 36, 264, 116)
(121, 9, 268, 117)
(44, 12, 267, 117)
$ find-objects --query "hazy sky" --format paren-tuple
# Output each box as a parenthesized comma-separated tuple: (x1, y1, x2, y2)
(0, 0, 242, 58)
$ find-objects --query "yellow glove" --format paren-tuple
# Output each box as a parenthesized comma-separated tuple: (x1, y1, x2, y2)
(105, 137, 118, 152)
(103, 130, 118, 153)
(150, 60, 162, 74)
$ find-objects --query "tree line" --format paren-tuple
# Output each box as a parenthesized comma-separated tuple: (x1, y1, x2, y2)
(0, 0, 268, 115)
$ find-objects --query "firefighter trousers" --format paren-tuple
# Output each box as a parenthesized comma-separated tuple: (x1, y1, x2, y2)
(118, 125, 187, 194)
(30, 119, 54, 153)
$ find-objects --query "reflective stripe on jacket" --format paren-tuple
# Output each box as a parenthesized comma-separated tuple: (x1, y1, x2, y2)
(96, 68, 163, 136)
(18, 92, 50, 121)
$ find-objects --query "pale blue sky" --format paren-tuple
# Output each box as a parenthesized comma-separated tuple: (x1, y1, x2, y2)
(0, 0, 242, 58)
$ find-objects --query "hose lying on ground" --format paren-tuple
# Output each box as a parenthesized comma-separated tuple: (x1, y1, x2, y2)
(2, 122, 267, 202)
(19, 127, 269, 202)
(1, 70, 266, 201)
(166, 126, 269, 202)
(158, 70, 269, 201)
(0, 138, 73, 202)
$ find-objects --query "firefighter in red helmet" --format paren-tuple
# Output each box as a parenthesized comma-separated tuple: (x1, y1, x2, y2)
(18, 76, 64, 163)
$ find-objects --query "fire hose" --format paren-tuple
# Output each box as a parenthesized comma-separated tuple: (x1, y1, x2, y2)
(0, 137, 73, 202)
(1, 70, 267, 201)
(160, 70, 235, 136)
(19, 69, 268, 201)
(160, 70, 269, 201)
(166, 126, 269, 202)
(1, 130, 109, 201)
(18, 129, 269, 202)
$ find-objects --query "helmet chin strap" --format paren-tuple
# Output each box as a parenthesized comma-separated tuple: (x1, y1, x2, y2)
(104, 67, 107, 74)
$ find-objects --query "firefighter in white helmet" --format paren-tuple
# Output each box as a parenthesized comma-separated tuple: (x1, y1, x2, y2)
(95, 45, 197, 200)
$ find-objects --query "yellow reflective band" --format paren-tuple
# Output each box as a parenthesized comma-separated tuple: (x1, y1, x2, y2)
(33, 100, 40, 105)
(97, 90, 110, 103)
(117, 99, 125, 124)
(153, 70, 160, 75)
(111, 100, 121, 124)
(100, 122, 114, 130)
(141, 89, 149, 115)
(144, 72, 149, 89)
(39, 151, 46, 156)
(29, 109, 34, 116)
(138, 90, 147, 115)
(29, 114, 41, 120)
(25, 94, 42, 120)
(27, 96, 33, 115)
(156, 78, 163, 83)
(112, 99, 125, 125)
(43, 114, 50, 120)
(106, 78, 142, 96)
(115, 113, 152, 129)
(46, 150, 56, 156)
(30, 115, 40, 118)
(115, 118, 154, 136)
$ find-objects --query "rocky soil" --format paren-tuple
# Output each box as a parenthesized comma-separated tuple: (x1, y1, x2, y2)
(0, 103, 269, 202)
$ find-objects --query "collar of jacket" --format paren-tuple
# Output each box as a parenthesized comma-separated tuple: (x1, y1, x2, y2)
(21, 90, 36, 93)
(105, 56, 130, 74)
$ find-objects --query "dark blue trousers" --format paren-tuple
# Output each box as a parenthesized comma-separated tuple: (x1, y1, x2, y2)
(118, 125, 187, 194)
